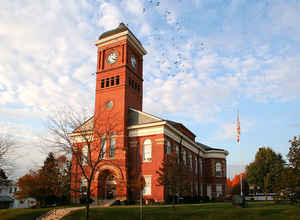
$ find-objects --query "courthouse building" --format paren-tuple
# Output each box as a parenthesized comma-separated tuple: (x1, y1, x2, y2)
(70, 23, 228, 203)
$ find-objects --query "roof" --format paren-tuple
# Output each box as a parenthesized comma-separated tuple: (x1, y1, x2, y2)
(98, 23, 142, 45)
(128, 108, 226, 153)
(72, 116, 94, 133)
(70, 108, 227, 154)
(195, 142, 226, 152)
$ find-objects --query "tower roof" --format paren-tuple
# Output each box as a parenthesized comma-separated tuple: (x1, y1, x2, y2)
(98, 23, 141, 44)
(99, 23, 128, 40)
(96, 23, 146, 55)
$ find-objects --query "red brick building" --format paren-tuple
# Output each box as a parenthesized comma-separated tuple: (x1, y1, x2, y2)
(70, 23, 228, 203)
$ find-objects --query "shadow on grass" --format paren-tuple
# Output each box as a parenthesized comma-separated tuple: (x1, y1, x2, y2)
(62, 202, 300, 220)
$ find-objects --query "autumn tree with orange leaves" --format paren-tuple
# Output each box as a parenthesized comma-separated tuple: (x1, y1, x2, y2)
(15, 152, 69, 206)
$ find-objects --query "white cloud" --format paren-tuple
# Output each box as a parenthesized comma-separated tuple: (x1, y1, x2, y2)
(97, 2, 123, 30)
(214, 119, 255, 141)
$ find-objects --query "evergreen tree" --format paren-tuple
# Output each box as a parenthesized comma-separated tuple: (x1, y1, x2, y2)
(156, 152, 193, 203)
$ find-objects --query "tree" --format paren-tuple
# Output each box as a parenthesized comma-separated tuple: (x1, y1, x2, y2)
(288, 136, 300, 172)
(0, 136, 16, 176)
(282, 136, 300, 202)
(246, 147, 285, 199)
(15, 152, 70, 206)
(156, 152, 193, 203)
(230, 173, 249, 196)
(45, 109, 117, 220)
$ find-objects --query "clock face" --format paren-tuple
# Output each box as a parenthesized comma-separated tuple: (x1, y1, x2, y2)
(107, 52, 118, 64)
(130, 55, 137, 69)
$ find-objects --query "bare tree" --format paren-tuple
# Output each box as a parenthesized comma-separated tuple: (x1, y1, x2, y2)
(45, 108, 118, 220)
(0, 136, 16, 178)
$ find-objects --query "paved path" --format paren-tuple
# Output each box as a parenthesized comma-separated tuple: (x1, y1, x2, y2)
(37, 200, 115, 220)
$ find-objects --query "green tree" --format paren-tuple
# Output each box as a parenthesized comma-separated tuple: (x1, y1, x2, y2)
(283, 136, 300, 202)
(156, 152, 193, 203)
(288, 136, 300, 171)
(246, 147, 285, 199)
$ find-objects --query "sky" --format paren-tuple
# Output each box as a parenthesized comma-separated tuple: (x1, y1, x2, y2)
(0, 0, 300, 179)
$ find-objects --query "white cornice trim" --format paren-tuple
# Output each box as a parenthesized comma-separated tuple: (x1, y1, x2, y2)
(94, 30, 147, 55)
(127, 121, 166, 130)
(127, 121, 227, 158)
(129, 108, 162, 121)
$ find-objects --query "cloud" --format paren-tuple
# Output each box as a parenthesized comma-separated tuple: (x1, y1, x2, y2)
(214, 119, 255, 141)
(97, 2, 123, 30)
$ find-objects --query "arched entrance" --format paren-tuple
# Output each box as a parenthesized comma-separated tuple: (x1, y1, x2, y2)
(98, 170, 117, 200)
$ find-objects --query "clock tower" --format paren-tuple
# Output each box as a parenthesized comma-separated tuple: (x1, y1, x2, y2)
(93, 23, 147, 199)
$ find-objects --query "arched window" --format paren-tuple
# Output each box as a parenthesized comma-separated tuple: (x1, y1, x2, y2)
(166, 141, 171, 155)
(143, 139, 152, 161)
(109, 138, 116, 158)
(216, 162, 222, 177)
(82, 146, 88, 165)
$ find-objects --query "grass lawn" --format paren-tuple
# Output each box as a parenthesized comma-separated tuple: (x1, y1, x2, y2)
(0, 205, 83, 220)
(0, 207, 51, 220)
(62, 202, 300, 220)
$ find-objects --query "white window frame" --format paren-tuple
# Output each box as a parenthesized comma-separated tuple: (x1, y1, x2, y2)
(143, 139, 152, 162)
(109, 137, 116, 158)
(82, 146, 88, 165)
(166, 141, 171, 155)
(216, 184, 223, 197)
(100, 139, 107, 159)
(189, 152, 193, 169)
(143, 175, 152, 195)
(199, 158, 203, 176)
(183, 150, 186, 166)
(216, 162, 222, 177)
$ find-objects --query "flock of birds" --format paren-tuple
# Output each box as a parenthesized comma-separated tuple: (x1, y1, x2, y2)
(93, 0, 206, 78)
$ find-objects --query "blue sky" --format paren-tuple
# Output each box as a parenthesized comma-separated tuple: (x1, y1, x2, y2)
(0, 0, 299, 178)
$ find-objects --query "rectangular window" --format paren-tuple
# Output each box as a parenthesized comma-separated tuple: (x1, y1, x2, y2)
(129, 77, 131, 86)
(116, 75, 120, 85)
(183, 150, 186, 166)
(106, 78, 109, 87)
(111, 77, 115, 86)
(176, 145, 179, 163)
(195, 157, 198, 173)
(199, 158, 203, 176)
(81, 177, 88, 195)
(216, 184, 223, 197)
(135, 82, 137, 89)
(143, 139, 152, 161)
(109, 138, 116, 158)
(101, 79, 105, 88)
(189, 152, 193, 169)
(100, 139, 106, 159)
(82, 146, 88, 165)
(143, 176, 152, 195)
(137, 85, 140, 93)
